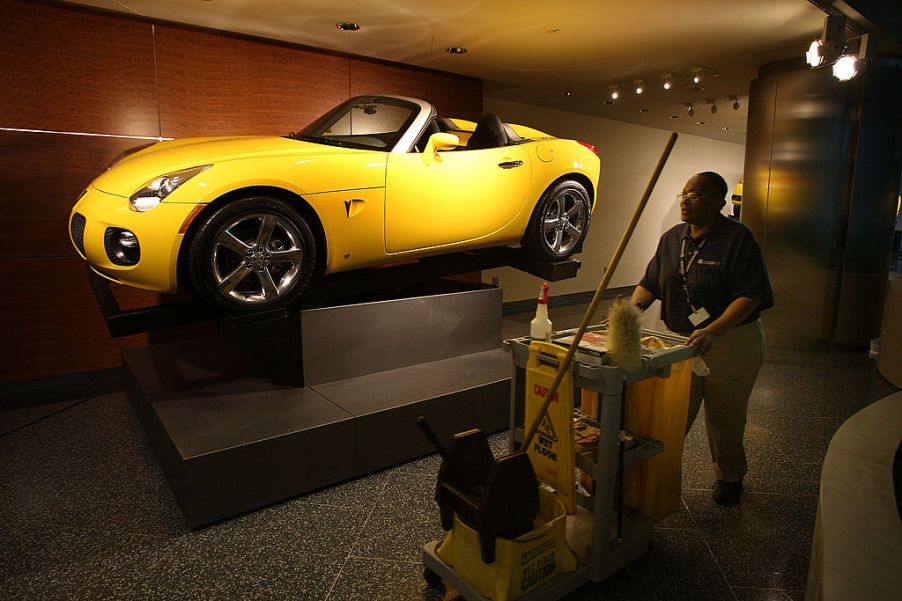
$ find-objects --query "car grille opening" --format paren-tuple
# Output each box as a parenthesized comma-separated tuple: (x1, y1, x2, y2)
(70, 213, 86, 257)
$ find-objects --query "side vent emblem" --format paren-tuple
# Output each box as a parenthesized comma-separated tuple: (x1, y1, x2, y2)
(344, 199, 365, 218)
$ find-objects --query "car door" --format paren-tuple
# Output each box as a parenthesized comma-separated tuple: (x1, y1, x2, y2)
(384, 145, 531, 254)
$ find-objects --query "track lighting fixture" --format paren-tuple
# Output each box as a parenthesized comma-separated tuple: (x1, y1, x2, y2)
(610, 85, 620, 100)
(710, 100, 718, 114)
(832, 54, 858, 81)
(731, 96, 740, 111)
(805, 15, 867, 82)
(687, 104, 695, 117)
(634, 79, 644, 95)
(691, 68, 703, 87)
(662, 73, 673, 90)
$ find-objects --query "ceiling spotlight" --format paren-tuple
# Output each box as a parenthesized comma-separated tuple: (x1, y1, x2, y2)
(446, 47, 468, 55)
(696, 121, 705, 125)
(662, 73, 673, 90)
(635, 79, 645, 95)
(336, 22, 360, 31)
(669, 114, 678, 119)
(561, 90, 572, 96)
(731, 96, 740, 110)
(806, 40, 824, 67)
(710, 100, 718, 114)
(833, 54, 859, 81)
(722, 126, 730, 131)
(639, 108, 649, 113)
(687, 104, 695, 117)
(692, 68, 703, 86)
(610, 84, 620, 100)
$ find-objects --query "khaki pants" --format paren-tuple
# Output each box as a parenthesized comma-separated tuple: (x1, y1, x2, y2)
(687, 319, 765, 482)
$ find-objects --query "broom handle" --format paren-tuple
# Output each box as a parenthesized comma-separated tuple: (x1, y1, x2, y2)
(521, 132, 678, 452)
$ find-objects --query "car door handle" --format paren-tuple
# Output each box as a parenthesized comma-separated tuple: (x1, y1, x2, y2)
(498, 160, 524, 169)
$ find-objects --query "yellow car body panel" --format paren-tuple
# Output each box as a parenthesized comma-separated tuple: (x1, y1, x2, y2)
(69, 95, 600, 306)
(385, 145, 532, 253)
(70, 186, 198, 292)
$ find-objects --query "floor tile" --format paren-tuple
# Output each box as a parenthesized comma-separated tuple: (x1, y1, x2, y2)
(684, 490, 816, 591)
(566, 528, 733, 600)
(326, 557, 445, 601)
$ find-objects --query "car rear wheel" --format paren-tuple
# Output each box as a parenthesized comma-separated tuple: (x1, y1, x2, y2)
(523, 180, 591, 261)
(187, 196, 316, 312)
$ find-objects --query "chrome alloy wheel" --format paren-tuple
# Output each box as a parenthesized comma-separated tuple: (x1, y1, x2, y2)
(542, 188, 587, 255)
(211, 212, 305, 304)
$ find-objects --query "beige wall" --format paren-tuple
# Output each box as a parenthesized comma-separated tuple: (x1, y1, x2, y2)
(482, 98, 746, 312)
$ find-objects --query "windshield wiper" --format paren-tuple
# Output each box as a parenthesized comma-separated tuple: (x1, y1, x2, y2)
(299, 135, 347, 147)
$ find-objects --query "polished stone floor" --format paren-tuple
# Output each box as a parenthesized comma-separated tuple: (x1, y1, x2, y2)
(0, 307, 897, 600)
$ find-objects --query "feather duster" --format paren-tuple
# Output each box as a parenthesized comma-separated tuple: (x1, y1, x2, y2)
(607, 298, 643, 373)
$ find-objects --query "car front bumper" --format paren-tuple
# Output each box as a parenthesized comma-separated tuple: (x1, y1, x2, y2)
(69, 185, 199, 293)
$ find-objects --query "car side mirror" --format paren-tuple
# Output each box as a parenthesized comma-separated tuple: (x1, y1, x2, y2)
(423, 132, 460, 165)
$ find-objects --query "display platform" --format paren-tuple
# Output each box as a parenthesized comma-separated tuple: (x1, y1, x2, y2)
(123, 282, 511, 527)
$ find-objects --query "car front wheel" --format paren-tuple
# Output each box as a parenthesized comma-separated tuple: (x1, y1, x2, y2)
(523, 180, 591, 261)
(187, 196, 316, 312)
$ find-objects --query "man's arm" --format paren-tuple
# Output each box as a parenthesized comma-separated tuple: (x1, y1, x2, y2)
(687, 296, 761, 354)
(630, 285, 656, 309)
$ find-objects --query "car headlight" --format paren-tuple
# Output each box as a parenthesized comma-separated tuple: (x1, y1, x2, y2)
(129, 165, 211, 212)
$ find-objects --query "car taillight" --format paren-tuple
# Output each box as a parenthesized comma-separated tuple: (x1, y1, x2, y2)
(578, 141, 598, 156)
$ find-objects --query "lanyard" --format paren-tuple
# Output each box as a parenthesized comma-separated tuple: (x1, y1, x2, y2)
(679, 237, 706, 310)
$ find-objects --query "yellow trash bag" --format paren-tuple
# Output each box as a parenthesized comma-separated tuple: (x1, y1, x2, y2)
(435, 487, 578, 601)
(622, 354, 692, 522)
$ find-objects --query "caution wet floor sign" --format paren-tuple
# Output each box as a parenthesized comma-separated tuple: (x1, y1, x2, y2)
(525, 341, 576, 514)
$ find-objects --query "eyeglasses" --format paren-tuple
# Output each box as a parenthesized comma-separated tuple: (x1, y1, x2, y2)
(677, 192, 704, 203)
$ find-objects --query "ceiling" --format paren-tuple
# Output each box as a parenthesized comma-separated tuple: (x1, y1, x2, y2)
(60, 0, 834, 144)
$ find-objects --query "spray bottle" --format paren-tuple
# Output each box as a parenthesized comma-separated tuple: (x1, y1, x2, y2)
(530, 282, 552, 341)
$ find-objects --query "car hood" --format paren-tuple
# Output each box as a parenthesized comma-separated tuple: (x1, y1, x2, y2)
(92, 136, 362, 196)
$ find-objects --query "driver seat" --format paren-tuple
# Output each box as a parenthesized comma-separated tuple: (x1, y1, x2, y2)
(467, 113, 510, 150)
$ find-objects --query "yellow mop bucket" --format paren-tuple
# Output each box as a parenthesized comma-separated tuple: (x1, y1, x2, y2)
(435, 487, 578, 601)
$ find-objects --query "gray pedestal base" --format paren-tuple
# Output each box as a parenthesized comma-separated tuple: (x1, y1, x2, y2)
(123, 284, 510, 527)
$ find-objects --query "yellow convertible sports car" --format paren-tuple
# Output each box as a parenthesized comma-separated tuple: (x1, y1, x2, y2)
(69, 95, 600, 311)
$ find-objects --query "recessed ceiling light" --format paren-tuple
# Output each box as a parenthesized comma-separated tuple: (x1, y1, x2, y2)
(446, 47, 468, 55)
(696, 121, 705, 125)
(336, 22, 360, 31)
(561, 90, 572, 96)
(722, 126, 730, 131)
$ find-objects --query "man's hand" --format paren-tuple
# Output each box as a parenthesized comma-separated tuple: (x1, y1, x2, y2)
(687, 327, 715, 355)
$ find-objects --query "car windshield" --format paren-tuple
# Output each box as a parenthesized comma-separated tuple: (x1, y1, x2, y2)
(293, 96, 420, 151)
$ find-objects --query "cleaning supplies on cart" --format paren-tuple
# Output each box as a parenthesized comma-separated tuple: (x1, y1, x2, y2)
(606, 298, 643, 373)
(529, 282, 552, 341)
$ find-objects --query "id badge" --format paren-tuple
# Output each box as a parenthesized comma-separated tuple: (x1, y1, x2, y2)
(688, 307, 710, 327)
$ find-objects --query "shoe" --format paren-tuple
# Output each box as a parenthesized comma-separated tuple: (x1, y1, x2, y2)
(712, 480, 743, 506)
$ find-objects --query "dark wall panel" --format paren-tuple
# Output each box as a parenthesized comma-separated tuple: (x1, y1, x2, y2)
(0, 0, 159, 136)
(0, 131, 142, 260)
(0, 258, 150, 383)
(156, 26, 350, 137)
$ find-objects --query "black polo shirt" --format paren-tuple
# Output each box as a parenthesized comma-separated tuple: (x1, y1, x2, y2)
(639, 215, 773, 335)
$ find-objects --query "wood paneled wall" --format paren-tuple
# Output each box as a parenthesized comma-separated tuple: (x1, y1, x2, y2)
(0, 0, 482, 385)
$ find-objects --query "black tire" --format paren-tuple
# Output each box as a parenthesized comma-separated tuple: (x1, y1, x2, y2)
(187, 196, 316, 313)
(522, 179, 591, 261)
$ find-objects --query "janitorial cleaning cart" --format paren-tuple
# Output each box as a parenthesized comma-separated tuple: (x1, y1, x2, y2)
(420, 132, 686, 600)
(421, 326, 695, 600)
